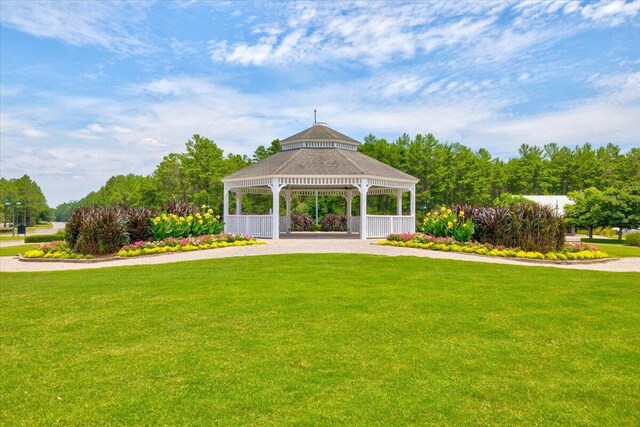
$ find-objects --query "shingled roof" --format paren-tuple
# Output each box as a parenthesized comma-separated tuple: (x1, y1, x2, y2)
(223, 123, 418, 183)
(223, 148, 417, 181)
(280, 123, 360, 145)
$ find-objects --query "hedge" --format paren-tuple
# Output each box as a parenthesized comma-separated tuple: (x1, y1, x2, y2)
(580, 238, 626, 245)
(25, 232, 65, 243)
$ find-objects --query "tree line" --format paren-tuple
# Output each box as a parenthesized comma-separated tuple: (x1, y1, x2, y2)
(54, 133, 640, 221)
(0, 175, 51, 226)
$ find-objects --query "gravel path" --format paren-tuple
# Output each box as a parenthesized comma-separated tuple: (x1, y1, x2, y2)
(1, 239, 639, 273)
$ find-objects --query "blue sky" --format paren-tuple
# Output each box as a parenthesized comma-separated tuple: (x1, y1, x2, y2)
(1, 0, 639, 206)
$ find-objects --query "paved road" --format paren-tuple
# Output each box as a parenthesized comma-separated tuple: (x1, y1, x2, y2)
(1, 238, 638, 273)
(0, 222, 65, 247)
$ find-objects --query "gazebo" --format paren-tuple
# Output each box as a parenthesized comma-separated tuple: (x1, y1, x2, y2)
(221, 123, 418, 239)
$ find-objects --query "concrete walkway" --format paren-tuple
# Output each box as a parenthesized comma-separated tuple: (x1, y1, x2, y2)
(1, 238, 639, 273)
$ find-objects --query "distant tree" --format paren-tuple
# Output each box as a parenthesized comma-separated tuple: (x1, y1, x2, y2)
(492, 193, 534, 207)
(54, 201, 81, 221)
(565, 187, 605, 239)
(599, 185, 640, 240)
(252, 139, 281, 161)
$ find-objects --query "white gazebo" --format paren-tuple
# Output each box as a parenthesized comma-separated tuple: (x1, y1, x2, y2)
(221, 123, 419, 239)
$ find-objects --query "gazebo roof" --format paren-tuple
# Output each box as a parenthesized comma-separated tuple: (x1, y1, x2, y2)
(223, 146, 417, 182)
(280, 123, 360, 146)
(223, 123, 417, 183)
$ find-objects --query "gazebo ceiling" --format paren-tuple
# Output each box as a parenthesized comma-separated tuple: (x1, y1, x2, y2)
(223, 123, 418, 184)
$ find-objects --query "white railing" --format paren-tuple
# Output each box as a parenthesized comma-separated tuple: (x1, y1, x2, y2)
(225, 215, 272, 238)
(366, 215, 415, 238)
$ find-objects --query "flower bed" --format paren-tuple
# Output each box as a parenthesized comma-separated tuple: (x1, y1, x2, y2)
(23, 241, 94, 260)
(21, 234, 263, 261)
(380, 233, 609, 261)
(117, 233, 263, 257)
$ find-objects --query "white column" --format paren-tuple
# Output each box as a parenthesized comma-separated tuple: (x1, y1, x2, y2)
(359, 179, 368, 240)
(271, 178, 280, 240)
(315, 190, 319, 225)
(410, 185, 416, 233)
(223, 184, 229, 231)
(396, 189, 403, 216)
(235, 190, 242, 215)
(346, 190, 353, 235)
(285, 190, 292, 233)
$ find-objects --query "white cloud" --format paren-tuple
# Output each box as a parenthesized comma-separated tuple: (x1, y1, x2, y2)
(581, 0, 640, 24)
(207, 1, 640, 68)
(0, 1, 152, 55)
(139, 137, 167, 148)
(23, 128, 47, 138)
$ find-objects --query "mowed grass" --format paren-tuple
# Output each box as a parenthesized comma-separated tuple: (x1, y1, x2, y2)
(0, 236, 23, 242)
(0, 243, 39, 257)
(1, 254, 639, 425)
(593, 243, 640, 258)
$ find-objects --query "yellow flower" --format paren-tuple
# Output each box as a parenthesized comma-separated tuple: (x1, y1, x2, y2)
(207, 209, 213, 214)
(441, 206, 446, 212)
(187, 215, 193, 221)
(198, 219, 203, 225)
(447, 221, 453, 229)
(459, 211, 465, 217)
(446, 208, 452, 215)
(201, 204, 206, 210)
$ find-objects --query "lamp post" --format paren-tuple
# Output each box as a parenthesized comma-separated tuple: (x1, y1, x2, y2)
(3, 200, 9, 229)
(4, 199, 21, 236)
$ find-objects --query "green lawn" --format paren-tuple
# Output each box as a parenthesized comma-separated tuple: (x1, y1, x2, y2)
(1, 255, 638, 425)
(0, 243, 39, 257)
(0, 236, 24, 242)
(594, 243, 640, 258)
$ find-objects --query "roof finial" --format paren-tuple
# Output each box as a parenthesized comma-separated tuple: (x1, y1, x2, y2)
(314, 109, 317, 124)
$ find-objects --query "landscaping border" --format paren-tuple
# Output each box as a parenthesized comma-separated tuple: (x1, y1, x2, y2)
(375, 243, 618, 265)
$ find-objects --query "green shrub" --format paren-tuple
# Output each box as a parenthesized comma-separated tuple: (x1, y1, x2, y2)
(580, 237, 626, 245)
(421, 207, 474, 242)
(456, 203, 565, 253)
(164, 199, 199, 217)
(151, 206, 223, 240)
(321, 213, 347, 231)
(67, 207, 129, 255)
(625, 232, 640, 247)
(24, 232, 65, 243)
(65, 207, 88, 248)
(290, 213, 315, 231)
(124, 207, 154, 242)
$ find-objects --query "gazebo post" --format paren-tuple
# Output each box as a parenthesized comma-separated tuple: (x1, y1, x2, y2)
(223, 183, 229, 223)
(235, 190, 242, 215)
(284, 190, 292, 233)
(410, 185, 416, 232)
(359, 178, 368, 240)
(346, 190, 353, 235)
(270, 178, 281, 240)
(396, 188, 403, 216)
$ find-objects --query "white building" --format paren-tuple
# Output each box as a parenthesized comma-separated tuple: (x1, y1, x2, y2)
(522, 195, 574, 216)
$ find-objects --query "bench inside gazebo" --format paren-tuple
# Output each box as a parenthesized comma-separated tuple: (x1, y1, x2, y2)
(221, 123, 418, 239)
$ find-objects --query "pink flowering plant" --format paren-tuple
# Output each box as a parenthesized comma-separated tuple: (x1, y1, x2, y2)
(117, 233, 262, 257)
